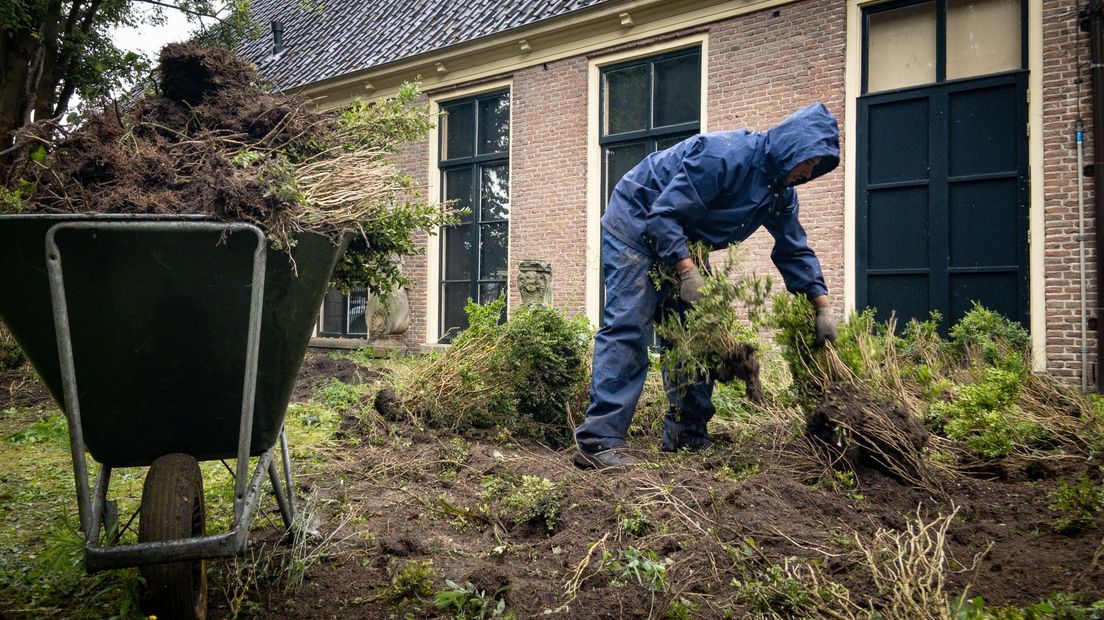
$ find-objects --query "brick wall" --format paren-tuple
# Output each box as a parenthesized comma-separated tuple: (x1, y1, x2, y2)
(509, 57, 591, 316)
(391, 108, 430, 348)
(705, 0, 847, 314)
(1042, 0, 1095, 383)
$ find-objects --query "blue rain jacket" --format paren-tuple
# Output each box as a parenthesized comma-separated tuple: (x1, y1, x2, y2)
(601, 102, 840, 298)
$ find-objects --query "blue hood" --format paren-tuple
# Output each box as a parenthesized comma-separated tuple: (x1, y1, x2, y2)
(763, 103, 840, 186)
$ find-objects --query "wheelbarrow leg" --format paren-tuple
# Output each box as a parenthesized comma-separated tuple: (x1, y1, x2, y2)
(268, 426, 298, 531)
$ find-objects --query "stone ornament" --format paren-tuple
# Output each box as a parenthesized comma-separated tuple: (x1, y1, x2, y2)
(517, 260, 553, 307)
(367, 289, 410, 337)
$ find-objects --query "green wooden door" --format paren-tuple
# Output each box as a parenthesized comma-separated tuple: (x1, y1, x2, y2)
(856, 71, 1029, 330)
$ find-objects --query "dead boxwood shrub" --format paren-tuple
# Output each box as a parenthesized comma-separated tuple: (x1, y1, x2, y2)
(398, 298, 591, 447)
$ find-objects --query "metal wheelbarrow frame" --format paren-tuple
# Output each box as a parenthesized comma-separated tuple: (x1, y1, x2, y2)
(0, 214, 348, 618)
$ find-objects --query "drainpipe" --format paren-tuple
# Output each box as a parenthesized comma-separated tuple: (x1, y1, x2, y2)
(1078, 119, 1088, 393)
(1085, 0, 1104, 391)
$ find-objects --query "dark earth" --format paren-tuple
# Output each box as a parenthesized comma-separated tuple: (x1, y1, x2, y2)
(196, 354, 1104, 618)
(1, 353, 1102, 618)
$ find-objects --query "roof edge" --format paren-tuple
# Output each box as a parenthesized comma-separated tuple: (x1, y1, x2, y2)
(292, 0, 798, 107)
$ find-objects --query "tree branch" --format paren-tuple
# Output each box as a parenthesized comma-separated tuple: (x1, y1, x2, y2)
(131, 0, 227, 24)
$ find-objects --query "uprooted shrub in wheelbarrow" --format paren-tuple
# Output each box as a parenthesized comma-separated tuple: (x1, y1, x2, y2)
(0, 43, 450, 620)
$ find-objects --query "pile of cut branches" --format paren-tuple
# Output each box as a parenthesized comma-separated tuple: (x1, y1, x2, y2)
(2, 42, 449, 296)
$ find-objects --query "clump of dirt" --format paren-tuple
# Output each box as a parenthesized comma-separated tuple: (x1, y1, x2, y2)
(806, 386, 929, 484)
(157, 43, 256, 106)
(711, 342, 763, 402)
(291, 352, 372, 403)
(373, 386, 404, 422)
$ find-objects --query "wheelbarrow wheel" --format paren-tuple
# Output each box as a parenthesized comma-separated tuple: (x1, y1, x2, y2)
(139, 453, 207, 620)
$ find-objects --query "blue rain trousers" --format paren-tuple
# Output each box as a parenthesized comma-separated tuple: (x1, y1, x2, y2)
(574, 229, 715, 453)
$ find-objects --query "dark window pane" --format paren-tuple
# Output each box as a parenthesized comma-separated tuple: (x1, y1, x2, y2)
(478, 94, 510, 154)
(322, 288, 343, 334)
(656, 133, 693, 151)
(443, 102, 474, 159)
(604, 64, 649, 135)
(444, 167, 474, 222)
(654, 54, 700, 127)
(441, 282, 471, 340)
(604, 141, 650, 203)
(481, 164, 510, 221)
(443, 224, 472, 280)
(347, 288, 368, 335)
(479, 222, 508, 280)
(479, 283, 507, 325)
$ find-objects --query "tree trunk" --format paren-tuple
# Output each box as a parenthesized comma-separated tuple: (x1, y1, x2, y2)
(0, 28, 39, 172)
(34, 0, 64, 123)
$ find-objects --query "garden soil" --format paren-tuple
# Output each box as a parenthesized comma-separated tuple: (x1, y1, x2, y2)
(206, 353, 1104, 619)
(18, 43, 319, 231)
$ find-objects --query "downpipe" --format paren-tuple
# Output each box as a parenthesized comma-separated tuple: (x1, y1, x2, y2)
(1084, 0, 1104, 391)
(1078, 120, 1089, 393)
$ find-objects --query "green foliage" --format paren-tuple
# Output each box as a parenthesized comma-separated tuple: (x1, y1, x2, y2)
(665, 597, 699, 619)
(327, 82, 457, 298)
(951, 302, 1031, 368)
(731, 561, 817, 615)
(337, 83, 437, 152)
(384, 559, 438, 602)
(602, 547, 670, 592)
(437, 438, 471, 477)
(768, 293, 820, 397)
(433, 579, 511, 619)
(315, 378, 363, 415)
(405, 297, 591, 446)
(616, 504, 652, 538)
(0, 179, 34, 214)
(482, 474, 565, 532)
(9, 412, 68, 446)
(929, 367, 1041, 458)
(654, 244, 770, 390)
(1050, 471, 1104, 534)
(953, 594, 1104, 619)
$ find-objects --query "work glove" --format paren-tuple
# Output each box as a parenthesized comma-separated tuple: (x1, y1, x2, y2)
(676, 263, 705, 304)
(814, 307, 838, 348)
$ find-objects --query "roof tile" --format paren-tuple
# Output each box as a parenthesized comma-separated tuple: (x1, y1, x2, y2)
(237, 0, 614, 91)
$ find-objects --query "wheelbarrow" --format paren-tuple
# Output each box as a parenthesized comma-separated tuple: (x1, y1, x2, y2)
(0, 214, 347, 619)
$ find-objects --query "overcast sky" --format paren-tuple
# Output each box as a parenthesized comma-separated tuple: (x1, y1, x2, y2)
(110, 5, 207, 59)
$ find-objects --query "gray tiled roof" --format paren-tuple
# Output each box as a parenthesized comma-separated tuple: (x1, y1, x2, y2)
(236, 0, 615, 91)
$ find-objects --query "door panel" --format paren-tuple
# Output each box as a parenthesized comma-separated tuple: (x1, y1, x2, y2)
(869, 274, 930, 326)
(857, 72, 1028, 330)
(867, 98, 930, 183)
(868, 187, 929, 270)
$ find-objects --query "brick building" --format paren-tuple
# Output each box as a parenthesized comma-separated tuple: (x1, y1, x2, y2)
(238, 0, 1096, 386)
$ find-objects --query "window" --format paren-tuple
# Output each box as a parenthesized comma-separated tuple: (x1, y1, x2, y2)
(598, 48, 702, 323)
(438, 91, 510, 341)
(318, 287, 369, 338)
(600, 48, 701, 210)
(864, 0, 1023, 94)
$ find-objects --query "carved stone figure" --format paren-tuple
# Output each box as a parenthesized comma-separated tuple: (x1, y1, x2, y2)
(517, 260, 553, 307)
(367, 289, 410, 338)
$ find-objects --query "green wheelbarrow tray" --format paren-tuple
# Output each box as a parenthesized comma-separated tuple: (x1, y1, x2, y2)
(0, 214, 344, 466)
(0, 214, 348, 579)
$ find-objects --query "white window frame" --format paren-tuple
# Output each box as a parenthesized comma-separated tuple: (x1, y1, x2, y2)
(584, 34, 710, 326)
(424, 80, 514, 345)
